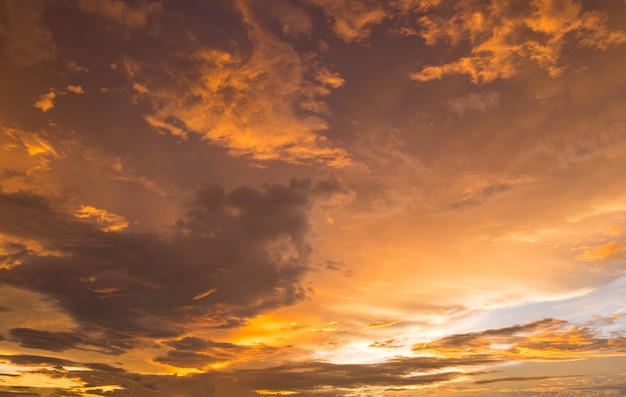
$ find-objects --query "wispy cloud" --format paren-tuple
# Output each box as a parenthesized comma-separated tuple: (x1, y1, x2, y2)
(413, 318, 626, 361)
(74, 205, 129, 232)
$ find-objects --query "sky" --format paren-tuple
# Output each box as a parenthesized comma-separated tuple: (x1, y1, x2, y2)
(1, 0, 626, 396)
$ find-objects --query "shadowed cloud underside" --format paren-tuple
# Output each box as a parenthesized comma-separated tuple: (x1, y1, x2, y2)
(1, 0, 626, 396)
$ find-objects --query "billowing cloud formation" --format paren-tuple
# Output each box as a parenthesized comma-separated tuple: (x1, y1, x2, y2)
(0, 179, 340, 341)
(410, 0, 626, 83)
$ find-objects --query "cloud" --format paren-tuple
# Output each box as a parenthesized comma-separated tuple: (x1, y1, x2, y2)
(66, 85, 85, 94)
(410, 0, 626, 83)
(67, 61, 89, 73)
(32, 90, 56, 112)
(71, 355, 494, 397)
(446, 90, 501, 115)
(76, 0, 162, 29)
(2, 129, 58, 159)
(474, 375, 582, 385)
(110, 157, 169, 197)
(8, 327, 134, 355)
(413, 318, 626, 360)
(153, 336, 275, 369)
(74, 205, 129, 232)
(261, 0, 313, 37)
(316, 68, 346, 89)
(0, 0, 55, 66)
(0, 179, 342, 341)
(575, 241, 626, 262)
(127, 2, 350, 167)
(306, 0, 387, 43)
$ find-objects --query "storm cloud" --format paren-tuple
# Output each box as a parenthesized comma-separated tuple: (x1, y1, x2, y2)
(0, 179, 339, 342)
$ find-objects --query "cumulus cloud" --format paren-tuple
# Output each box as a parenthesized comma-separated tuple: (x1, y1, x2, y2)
(0, 179, 342, 340)
(66, 85, 85, 94)
(32, 90, 56, 112)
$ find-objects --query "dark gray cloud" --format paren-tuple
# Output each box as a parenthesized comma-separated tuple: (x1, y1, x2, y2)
(0, 179, 339, 343)
(8, 327, 134, 355)
(154, 336, 244, 368)
(9, 328, 96, 353)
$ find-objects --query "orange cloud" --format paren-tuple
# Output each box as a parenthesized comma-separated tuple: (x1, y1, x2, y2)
(131, 4, 350, 167)
(67, 61, 89, 73)
(0, 0, 56, 65)
(414, 318, 626, 361)
(411, 0, 626, 83)
(74, 205, 129, 232)
(1, 128, 59, 175)
(306, 0, 387, 43)
(76, 0, 162, 29)
(575, 241, 626, 262)
(33, 90, 56, 112)
(66, 85, 85, 94)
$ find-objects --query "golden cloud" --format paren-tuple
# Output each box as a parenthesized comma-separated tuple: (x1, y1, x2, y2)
(130, 3, 350, 167)
(74, 205, 129, 232)
(410, 0, 626, 83)
(76, 0, 162, 29)
(33, 90, 56, 112)
(66, 85, 85, 94)
(575, 241, 626, 262)
(414, 318, 626, 361)
(306, 0, 387, 43)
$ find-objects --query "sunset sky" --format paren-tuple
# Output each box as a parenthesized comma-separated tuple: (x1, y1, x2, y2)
(1, 0, 626, 396)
